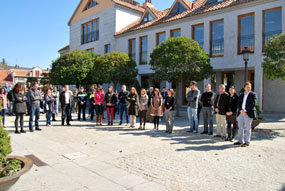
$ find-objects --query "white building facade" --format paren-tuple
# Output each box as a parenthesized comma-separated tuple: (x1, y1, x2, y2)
(66, 0, 285, 112)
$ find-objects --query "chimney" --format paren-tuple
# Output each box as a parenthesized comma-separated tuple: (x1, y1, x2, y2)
(143, 0, 154, 8)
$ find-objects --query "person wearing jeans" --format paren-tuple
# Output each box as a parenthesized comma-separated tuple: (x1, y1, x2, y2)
(44, 89, 55, 126)
(200, 83, 215, 135)
(186, 81, 200, 133)
(165, 89, 175, 134)
(29, 83, 42, 132)
(0, 87, 8, 128)
(104, 86, 117, 126)
(138, 89, 148, 130)
(214, 84, 229, 138)
(119, 85, 129, 125)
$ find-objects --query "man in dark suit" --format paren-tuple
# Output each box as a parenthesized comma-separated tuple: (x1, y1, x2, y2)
(234, 82, 257, 147)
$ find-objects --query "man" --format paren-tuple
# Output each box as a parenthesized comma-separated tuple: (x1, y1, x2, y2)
(186, 81, 200, 133)
(119, 85, 129, 125)
(89, 89, 96, 120)
(200, 83, 215, 135)
(214, 84, 229, 138)
(77, 87, 87, 121)
(59, 85, 72, 126)
(52, 87, 60, 117)
(226, 86, 239, 141)
(161, 87, 168, 102)
(146, 87, 154, 122)
(29, 83, 42, 132)
(234, 82, 257, 147)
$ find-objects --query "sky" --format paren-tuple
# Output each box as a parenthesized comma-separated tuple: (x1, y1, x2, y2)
(0, 0, 173, 70)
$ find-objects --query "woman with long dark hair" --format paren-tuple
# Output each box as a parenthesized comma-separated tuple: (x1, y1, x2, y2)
(13, 83, 27, 134)
(104, 86, 117, 126)
(44, 89, 55, 126)
(128, 87, 139, 128)
(151, 88, 163, 131)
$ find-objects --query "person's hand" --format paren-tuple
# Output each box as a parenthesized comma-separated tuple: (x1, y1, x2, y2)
(241, 110, 247, 116)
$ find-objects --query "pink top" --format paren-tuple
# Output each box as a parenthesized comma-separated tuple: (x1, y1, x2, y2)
(1, 94, 7, 109)
(94, 91, 105, 105)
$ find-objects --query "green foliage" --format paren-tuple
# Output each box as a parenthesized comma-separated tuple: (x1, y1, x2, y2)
(150, 36, 213, 82)
(50, 50, 99, 86)
(0, 100, 12, 159)
(99, 51, 138, 88)
(27, 77, 38, 84)
(0, 158, 22, 178)
(40, 73, 50, 85)
(263, 33, 285, 80)
(256, 103, 262, 120)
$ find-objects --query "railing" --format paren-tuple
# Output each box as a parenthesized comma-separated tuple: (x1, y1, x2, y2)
(139, 51, 148, 65)
(239, 34, 255, 53)
(211, 39, 224, 56)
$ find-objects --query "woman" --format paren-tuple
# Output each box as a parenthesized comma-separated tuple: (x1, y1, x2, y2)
(165, 89, 175, 134)
(73, 88, 79, 114)
(104, 86, 117, 126)
(226, 86, 239, 141)
(13, 83, 27, 134)
(94, 85, 105, 125)
(138, 89, 148, 130)
(151, 88, 163, 131)
(127, 87, 139, 128)
(0, 87, 8, 128)
(44, 89, 55, 126)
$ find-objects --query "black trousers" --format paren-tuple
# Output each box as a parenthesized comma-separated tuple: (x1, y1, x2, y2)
(90, 104, 95, 120)
(62, 104, 71, 125)
(153, 116, 160, 129)
(15, 113, 24, 130)
(139, 110, 147, 126)
(78, 104, 86, 120)
(226, 114, 238, 139)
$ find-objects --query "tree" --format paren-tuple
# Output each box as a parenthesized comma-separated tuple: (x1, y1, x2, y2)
(263, 33, 285, 81)
(150, 36, 213, 116)
(50, 50, 99, 87)
(27, 77, 38, 84)
(99, 51, 138, 89)
(40, 73, 50, 85)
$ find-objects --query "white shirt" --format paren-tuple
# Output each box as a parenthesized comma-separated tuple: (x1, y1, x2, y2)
(65, 91, 70, 104)
(242, 92, 250, 111)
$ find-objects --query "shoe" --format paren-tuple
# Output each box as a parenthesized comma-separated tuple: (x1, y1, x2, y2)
(3, 126, 6, 128)
(83, 119, 86, 121)
(168, 131, 172, 134)
(214, 135, 221, 137)
(139, 126, 142, 130)
(67, 124, 71, 126)
(208, 132, 213, 135)
(29, 129, 34, 132)
(108, 121, 110, 126)
(234, 142, 242, 145)
(225, 138, 230, 141)
(20, 129, 26, 133)
(52, 119, 56, 121)
(187, 130, 194, 133)
(241, 143, 249, 147)
(194, 131, 198, 134)
(15, 130, 20, 134)
(111, 121, 113, 126)
(143, 125, 145, 130)
(201, 131, 208, 134)
(35, 128, 42, 131)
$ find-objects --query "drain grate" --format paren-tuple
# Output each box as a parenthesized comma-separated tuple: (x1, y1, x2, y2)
(25, 154, 48, 167)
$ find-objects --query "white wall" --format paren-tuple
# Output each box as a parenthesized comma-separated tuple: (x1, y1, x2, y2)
(115, 6, 142, 32)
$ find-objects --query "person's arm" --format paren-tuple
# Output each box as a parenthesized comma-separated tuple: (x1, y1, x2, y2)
(186, 92, 191, 102)
(246, 93, 257, 111)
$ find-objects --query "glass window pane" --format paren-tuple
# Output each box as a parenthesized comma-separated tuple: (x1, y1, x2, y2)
(193, 25, 204, 48)
(264, 8, 282, 43)
(170, 2, 187, 15)
(172, 30, 181, 37)
(240, 15, 254, 52)
(87, 23, 91, 42)
(157, 33, 166, 45)
(140, 37, 148, 65)
(211, 20, 224, 55)
(82, 25, 86, 44)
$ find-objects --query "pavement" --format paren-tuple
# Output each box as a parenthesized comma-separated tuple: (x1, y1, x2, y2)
(4, 111, 285, 191)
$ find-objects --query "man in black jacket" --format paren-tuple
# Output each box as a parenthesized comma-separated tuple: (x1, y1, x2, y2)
(77, 87, 87, 121)
(234, 82, 257, 147)
(119, 85, 129, 125)
(214, 84, 229, 138)
(201, 83, 215, 135)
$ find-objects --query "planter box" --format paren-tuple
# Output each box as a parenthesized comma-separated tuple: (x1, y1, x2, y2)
(252, 118, 264, 130)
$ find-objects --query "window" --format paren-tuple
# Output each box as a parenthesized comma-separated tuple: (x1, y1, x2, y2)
(142, 12, 154, 23)
(238, 13, 255, 54)
(170, 28, 181, 37)
(210, 19, 224, 57)
(192, 23, 204, 48)
(263, 7, 282, 50)
(81, 19, 99, 44)
(208, 0, 224, 4)
(156, 32, 166, 46)
(140, 36, 148, 65)
(35, 71, 40, 77)
(128, 38, 136, 61)
(170, 2, 187, 15)
(104, 44, 111, 53)
(85, 0, 99, 10)
(86, 48, 94, 53)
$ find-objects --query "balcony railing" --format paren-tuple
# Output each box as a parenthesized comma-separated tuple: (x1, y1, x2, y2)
(239, 34, 255, 53)
(211, 39, 224, 56)
(139, 51, 148, 65)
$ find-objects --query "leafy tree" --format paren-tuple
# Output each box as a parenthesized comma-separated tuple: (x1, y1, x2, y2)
(99, 51, 138, 89)
(263, 33, 285, 80)
(150, 36, 213, 116)
(50, 50, 99, 87)
(40, 73, 50, 85)
(27, 77, 38, 84)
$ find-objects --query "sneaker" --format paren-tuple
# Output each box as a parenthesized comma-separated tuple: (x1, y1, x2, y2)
(234, 142, 242, 145)
(187, 130, 194, 133)
(214, 135, 222, 137)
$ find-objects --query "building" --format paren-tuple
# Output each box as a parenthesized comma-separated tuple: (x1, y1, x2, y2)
(63, 0, 285, 112)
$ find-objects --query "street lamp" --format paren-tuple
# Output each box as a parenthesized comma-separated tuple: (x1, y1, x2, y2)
(242, 47, 251, 83)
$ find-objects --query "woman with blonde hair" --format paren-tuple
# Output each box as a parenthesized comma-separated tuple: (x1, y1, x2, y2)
(151, 88, 163, 131)
(127, 87, 139, 128)
(138, 89, 148, 130)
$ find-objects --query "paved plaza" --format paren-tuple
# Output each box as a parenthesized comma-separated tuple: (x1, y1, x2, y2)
(5, 111, 285, 191)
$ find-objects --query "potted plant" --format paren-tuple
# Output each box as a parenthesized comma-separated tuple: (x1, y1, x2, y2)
(0, 100, 33, 191)
(251, 103, 264, 130)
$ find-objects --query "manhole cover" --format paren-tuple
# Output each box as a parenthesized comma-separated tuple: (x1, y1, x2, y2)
(25, 154, 48, 167)
(62, 152, 88, 160)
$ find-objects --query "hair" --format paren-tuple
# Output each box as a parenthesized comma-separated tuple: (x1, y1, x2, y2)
(154, 88, 161, 96)
(229, 85, 235, 89)
(162, 87, 166, 89)
(108, 86, 113, 92)
(14, 83, 25, 93)
(191, 81, 197, 86)
(140, 88, 146, 95)
(149, 87, 154, 90)
(33, 83, 38, 87)
(130, 87, 138, 95)
(205, 83, 211, 88)
(168, 88, 174, 96)
(219, 84, 225, 89)
(0, 87, 6, 94)
(244, 81, 252, 88)
(122, 85, 126, 88)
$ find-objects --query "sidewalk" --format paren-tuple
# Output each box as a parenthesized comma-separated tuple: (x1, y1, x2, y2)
(5, 111, 285, 191)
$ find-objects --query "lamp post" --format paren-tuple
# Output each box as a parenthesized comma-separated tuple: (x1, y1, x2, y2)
(242, 47, 251, 83)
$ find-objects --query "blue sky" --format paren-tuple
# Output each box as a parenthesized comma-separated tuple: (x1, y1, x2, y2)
(0, 0, 173, 69)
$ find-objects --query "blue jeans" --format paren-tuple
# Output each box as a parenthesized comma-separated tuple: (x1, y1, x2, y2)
(29, 105, 40, 130)
(8, 101, 14, 115)
(120, 104, 129, 124)
(1, 109, 6, 126)
(187, 107, 198, 132)
(46, 111, 52, 125)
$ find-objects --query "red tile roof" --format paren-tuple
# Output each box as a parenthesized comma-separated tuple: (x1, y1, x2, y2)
(0, 70, 13, 83)
(115, 0, 255, 36)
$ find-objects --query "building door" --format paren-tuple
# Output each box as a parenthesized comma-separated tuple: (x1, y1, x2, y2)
(222, 72, 235, 92)
(248, 70, 255, 91)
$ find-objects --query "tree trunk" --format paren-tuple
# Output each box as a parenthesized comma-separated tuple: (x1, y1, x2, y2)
(176, 80, 180, 117)
(113, 82, 117, 91)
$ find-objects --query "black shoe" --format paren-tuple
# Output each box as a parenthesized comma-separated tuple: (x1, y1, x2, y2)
(201, 131, 208, 134)
(187, 130, 194, 133)
(225, 138, 230, 141)
(234, 142, 242, 145)
(119, 122, 122, 125)
(15, 130, 20, 134)
(67, 123, 71, 126)
(52, 119, 56, 121)
(214, 135, 222, 137)
(83, 119, 86, 121)
(20, 129, 26, 133)
(108, 121, 110, 126)
(241, 143, 250, 147)
(208, 132, 213, 135)
(35, 128, 42, 131)
(111, 121, 113, 126)
(165, 131, 169, 133)
(168, 131, 172, 134)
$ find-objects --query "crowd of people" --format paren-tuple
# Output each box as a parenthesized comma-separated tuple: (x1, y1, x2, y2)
(0, 80, 257, 147)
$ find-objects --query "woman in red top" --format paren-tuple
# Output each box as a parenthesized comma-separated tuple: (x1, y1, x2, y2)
(94, 85, 105, 125)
